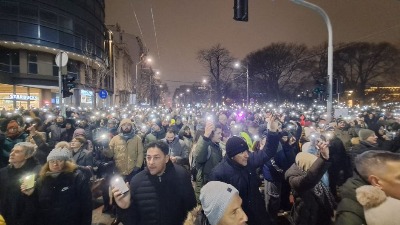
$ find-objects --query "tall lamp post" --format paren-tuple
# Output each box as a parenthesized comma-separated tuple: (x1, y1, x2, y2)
(234, 62, 249, 107)
(291, 0, 333, 122)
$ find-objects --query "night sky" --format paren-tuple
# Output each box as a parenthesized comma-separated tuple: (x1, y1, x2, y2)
(105, 0, 400, 94)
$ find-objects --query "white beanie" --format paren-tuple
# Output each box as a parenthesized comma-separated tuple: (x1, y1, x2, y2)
(47, 147, 72, 162)
(200, 181, 239, 225)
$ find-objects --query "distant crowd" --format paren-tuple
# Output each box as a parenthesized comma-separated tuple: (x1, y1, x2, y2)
(1, 104, 400, 225)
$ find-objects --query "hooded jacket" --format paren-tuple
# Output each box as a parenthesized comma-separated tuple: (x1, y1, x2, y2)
(105, 119, 144, 175)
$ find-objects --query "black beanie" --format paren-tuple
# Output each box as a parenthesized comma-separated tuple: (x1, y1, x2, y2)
(226, 136, 248, 158)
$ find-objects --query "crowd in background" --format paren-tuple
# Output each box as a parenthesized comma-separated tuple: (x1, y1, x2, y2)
(1, 102, 400, 225)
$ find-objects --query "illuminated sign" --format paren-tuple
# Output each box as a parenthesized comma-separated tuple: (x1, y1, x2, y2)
(9, 95, 38, 100)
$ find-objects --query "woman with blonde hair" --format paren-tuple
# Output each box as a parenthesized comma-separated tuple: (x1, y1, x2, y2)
(22, 147, 92, 225)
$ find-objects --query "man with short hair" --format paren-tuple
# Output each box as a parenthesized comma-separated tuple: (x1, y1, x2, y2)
(0, 142, 41, 225)
(335, 150, 400, 225)
(163, 128, 189, 165)
(112, 140, 196, 225)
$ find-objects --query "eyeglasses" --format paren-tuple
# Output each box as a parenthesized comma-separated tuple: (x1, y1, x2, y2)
(49, 159, 64, 164)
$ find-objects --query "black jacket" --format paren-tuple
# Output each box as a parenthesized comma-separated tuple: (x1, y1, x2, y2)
(123, 160, 196, 225)
(0, 158, 41, 225)
(209, 132, 279, 225)
(35, 170, 92, 225)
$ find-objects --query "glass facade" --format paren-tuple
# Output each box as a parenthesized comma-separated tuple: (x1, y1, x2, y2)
(0, 0, 106, 60)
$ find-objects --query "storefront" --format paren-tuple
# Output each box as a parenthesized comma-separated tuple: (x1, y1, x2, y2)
(0, 84, 55, 109)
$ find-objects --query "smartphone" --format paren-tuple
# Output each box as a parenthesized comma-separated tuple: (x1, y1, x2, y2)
(22, 174, 35, 189)
(111, 176, 129, 195)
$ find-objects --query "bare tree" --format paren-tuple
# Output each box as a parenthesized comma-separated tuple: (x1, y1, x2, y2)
(244, 42, 311, 102)
(334, 42, 399, 102)
(197, 44, 235, 104)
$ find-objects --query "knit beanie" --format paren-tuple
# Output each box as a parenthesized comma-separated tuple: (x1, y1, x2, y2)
(358, 129, 375, 141)
(47, 147, 72, 162)
(226, 136, 248, 158)
(200, 181, 239, 225)
(356, 185, 400, 225)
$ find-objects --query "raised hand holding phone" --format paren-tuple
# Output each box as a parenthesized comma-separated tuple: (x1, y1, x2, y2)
(316, 140, 329, 160)
(204, 121, 215, 138)
(111, 176, 131, 209)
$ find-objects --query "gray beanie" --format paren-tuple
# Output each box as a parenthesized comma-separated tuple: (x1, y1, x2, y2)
(359, 129, 375, 141)
(200, 181, 239, 225)
(47, 147, 72, 162)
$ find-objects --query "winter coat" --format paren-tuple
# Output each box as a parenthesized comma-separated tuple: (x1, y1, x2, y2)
(105, 134, 144, 175)
(193, 136, 222, 201)
(0, 158, 41, 225)
(348, 141, 382, 170)
(285, 157, 334, 225)
(72, 147, 94, 167)
(335, 173, 369, 225)
(0, 133, 28, 167)
(35, 169, 92, 225)
(45, 123, 66, 148)
(334, 128, 352, 150)
(263, 141, 296, 182)
(162, 136, 189, 164)
(184, 206, 210, 225)
(26, 132, 51, 165)
(122, 160, 196, 225)
(209, 132, 279, 225)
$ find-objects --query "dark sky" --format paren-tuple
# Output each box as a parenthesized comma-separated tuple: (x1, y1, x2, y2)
(105, 0, 400, 93)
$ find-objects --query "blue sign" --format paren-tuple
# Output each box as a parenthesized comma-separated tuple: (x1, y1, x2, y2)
(98, 90, 108, 99)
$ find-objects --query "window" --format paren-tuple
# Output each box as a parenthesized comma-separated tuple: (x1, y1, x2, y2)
(28, 52, 38, 74)
(0, 49, 19, 73)
(67, 60, 80, 80)
(19, 4, 38, 20)
(40, 10, 57, 26)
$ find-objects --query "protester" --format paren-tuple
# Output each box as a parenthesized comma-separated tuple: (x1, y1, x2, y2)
(112, 140, 196, 225)
(0, 142, 40, 225)
(184, 181, 248, 225)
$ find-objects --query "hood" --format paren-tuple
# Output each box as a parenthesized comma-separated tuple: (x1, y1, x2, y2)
(118, 118, 133, 133)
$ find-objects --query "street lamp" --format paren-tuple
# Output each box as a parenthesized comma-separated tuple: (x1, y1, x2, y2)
(291, 0, 333, 122)
(234, 62, 249, 107)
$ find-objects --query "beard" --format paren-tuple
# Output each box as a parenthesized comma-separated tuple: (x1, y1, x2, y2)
(122, 128, 132, 134)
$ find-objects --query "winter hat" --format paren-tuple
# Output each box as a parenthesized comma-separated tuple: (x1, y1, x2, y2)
(154, 120, 162, 128)
(47, 147, 72, 162)
(356, 185, 400, 225)
(226, 136, 248, 158)
(200, 181, 239, 225)
(358, 129, 375, 141)
(296, 152, 318, 172)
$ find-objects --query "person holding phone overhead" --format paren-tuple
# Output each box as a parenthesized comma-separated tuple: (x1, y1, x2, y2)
(0, 142, 41, 225)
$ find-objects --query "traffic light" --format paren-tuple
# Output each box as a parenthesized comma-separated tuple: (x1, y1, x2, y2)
(62, 74, 76, 98)
(233, 0, 248, 22)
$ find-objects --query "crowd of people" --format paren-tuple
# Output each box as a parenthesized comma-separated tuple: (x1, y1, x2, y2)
(0, 103, 400, 225)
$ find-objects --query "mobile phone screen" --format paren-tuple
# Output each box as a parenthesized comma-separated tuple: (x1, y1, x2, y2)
(111, 176, 129, 195)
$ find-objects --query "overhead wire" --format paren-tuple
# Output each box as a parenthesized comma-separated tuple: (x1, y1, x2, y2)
(128, 0, 148, 50)
(149, 2, 161, 59)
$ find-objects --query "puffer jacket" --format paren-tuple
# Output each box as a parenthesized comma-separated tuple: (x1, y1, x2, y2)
(209, 132, 279, 225)
(106, 134, 144, 175)
(122, 160, 196, 225)
(35, 170, 92, 225)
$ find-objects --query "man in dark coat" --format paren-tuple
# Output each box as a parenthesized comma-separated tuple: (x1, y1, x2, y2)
(113, 140, 196, 225)
(0, 142, 41, 225)
(209, 119, 280, 225)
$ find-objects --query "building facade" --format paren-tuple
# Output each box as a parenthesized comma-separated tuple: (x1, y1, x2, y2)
(0, 0, 112, 109)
